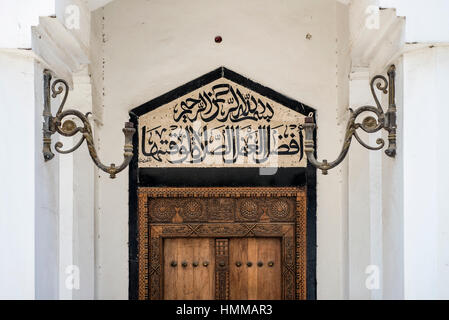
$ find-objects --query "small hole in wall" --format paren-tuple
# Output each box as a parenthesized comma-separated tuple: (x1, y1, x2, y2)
(215, 36, 222, 43)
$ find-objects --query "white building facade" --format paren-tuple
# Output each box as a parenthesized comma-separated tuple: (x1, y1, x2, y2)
(0, 0, 448, 300)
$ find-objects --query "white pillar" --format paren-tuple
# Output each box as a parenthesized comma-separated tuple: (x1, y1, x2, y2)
(71, 71, 95, 300)
(0, 50, 36, 299)
(0, 0, 56, 300)
(59, 135, 74, 299)
(380, 59, 404, 300)
(347, 68, 383, 299)
(403, 46, 449, 299)
(57, 69, 95, 300)
(34, 62, 61, 300)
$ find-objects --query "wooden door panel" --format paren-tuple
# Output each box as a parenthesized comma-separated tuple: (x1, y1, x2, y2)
(193, 238, 215, 299)
(256, 238, 281, 299)
(163, 238, 215, 300)
(229, 238, 282, 300)
(229, 238, 248, 300)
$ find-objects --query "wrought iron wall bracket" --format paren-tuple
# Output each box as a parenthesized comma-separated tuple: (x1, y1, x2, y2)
(42, 70, 136, 179)
(303, 65, 397, 175)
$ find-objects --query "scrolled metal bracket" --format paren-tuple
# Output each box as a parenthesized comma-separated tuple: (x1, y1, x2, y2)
(303, 65, 397, 175)
(42, 70, 136, 179)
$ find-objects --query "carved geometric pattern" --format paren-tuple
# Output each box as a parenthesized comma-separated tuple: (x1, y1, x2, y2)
(137, 192, 149, 300)
(296, 190, 307, 300)
(146, 197, 297, 224)
(137, 187, 307, 300)
(215, 239, 230, 300)
(207, 198, 235, 222)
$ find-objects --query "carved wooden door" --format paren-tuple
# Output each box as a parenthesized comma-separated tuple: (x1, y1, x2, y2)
(162, 237, 282, 300)
(138, 187, 307, 300)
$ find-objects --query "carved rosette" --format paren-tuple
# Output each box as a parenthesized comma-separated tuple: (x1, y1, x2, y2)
(148, 199, 175, 222)
(238, 199, 260, 220)
(180, 199, 205, 221)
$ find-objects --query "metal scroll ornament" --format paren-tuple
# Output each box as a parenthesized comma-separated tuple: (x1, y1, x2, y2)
(303, 65, 397, 175)
(42, 70, 136, 178)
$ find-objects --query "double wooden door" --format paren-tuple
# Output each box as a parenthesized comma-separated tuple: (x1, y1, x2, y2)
(137, 187, 307, 300)
(163, 238, 281, 300)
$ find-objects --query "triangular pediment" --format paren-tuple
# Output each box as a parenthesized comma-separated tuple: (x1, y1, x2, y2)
(132, 67, 314, 168)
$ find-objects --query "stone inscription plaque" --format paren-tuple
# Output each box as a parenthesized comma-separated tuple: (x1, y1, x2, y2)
(138, 74, 307, 168)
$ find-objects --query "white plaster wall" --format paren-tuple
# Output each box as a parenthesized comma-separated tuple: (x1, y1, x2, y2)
(92, 0, 350, 299)
(403, 47, 449, 299)
(0, 0, 96, 300)
(0, 0, 54, 48)
(0, 0, 60, 300)
(0, 50, 36, 299)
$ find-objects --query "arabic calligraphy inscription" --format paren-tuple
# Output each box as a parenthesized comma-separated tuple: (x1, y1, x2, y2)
(138, 78, 307, 168)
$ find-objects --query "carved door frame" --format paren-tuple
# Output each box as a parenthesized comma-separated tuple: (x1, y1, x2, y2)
(137, 187, 307, 300)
